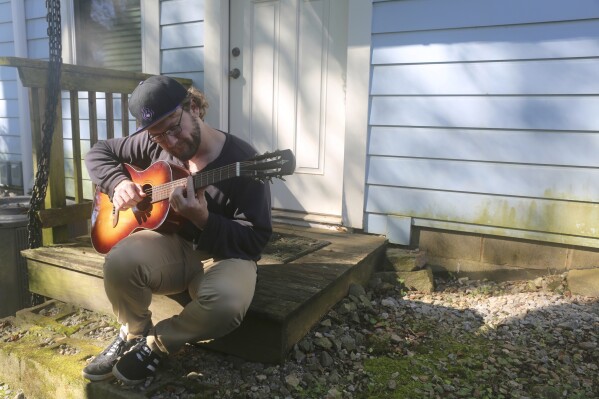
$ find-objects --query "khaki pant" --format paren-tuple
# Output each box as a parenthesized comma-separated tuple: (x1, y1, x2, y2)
(103, 230, 257, 355)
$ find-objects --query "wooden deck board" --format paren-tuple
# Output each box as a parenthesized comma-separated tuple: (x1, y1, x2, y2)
(21, 248, 103, 276)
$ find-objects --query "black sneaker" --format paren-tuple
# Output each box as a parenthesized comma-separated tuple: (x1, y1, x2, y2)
(112, 338, 162, 385)
(82, 334, 138, 381)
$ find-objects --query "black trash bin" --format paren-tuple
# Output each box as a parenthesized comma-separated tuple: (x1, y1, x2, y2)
(0, 196, 32, 317)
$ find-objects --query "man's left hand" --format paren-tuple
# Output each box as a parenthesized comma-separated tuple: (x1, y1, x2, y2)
(170, 176, 209, 229)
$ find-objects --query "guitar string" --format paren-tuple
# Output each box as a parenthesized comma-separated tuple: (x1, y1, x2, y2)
(146, 164, 238, 201)
(140, 160, 277, 202)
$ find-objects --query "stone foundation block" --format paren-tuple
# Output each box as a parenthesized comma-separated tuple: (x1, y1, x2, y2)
(569, 248, 599, 270)
(567, 269, 599, 297)
(482, 237, 568, 270)
(418, 230, 481, 261)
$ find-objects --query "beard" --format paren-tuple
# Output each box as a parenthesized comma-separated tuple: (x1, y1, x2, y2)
(167, 116, 201, 161)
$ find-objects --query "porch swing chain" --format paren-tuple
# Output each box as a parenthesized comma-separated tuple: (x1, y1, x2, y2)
(27, 0, 62, 250)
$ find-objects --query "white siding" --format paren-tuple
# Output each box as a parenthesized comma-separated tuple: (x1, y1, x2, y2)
(24, 0, 48, 59)
(0, 0, 19, 178)
(366, 0, 599, 247)
(160, 0, 204, 87)
(0, 0, 48, 188)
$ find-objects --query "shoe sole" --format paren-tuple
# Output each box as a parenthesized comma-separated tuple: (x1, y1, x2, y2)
(112, 364, 146, 385)
(81, 370, 115, 381)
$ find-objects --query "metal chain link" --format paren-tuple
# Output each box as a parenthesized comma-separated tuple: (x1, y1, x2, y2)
(25, 0, 62, 306)
(27, 0, 62, 250)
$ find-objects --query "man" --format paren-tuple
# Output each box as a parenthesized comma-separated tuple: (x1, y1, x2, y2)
(82, 75, 272, 384)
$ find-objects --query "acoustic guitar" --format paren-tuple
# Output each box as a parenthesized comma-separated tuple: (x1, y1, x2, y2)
(90, 149, 295, 254)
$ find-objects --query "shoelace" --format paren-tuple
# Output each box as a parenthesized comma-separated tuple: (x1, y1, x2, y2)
(103, 337, 124, 357)
(135, 342, 153, 362)
(137, 343, 160, 373)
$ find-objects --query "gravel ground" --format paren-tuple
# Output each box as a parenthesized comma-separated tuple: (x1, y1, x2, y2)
(2, 273, 598, 399)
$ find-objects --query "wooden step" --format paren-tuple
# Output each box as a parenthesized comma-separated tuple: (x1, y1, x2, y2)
(20, 224, 386, 363)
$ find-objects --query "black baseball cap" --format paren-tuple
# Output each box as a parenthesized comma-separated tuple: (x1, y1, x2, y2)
(129, 75, 188, 135)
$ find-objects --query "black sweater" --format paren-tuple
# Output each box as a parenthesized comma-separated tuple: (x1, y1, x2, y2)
(85, 131, 272, 261)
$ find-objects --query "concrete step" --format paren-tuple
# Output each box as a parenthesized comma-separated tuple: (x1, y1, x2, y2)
(1, 301, 143, 399)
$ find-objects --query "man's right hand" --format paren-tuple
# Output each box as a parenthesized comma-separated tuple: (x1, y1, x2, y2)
(112, 180, 146, 212)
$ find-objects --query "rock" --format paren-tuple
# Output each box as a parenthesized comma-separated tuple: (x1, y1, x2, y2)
(326, 387, 342, 399)
(443, 384, 455, 392)
(400, 269, 435, 293)
(390, 334, 402, 344)
(314, 337, 334, 350)
(186, 371, 202, 379)
(376, 269, 435, 293)
(337, 301, 357, 315)
(358, 295, 373, 308)
(305, 354, 321, 371)
(567, 269, 599, 297)
(293, 349, 305, 362)
(543, 275, 563, 292)
(320, 319, 332, 328)
(579, 341, 597, 350)
(381, 297, 400, 308)
(319, 351, 334, 367)
(284, 374, 300, 388)
(349, 283, 366, 297)
(386, 248, 427, 272)
(340, 335, 356, 352)
(387, 379, 397, 390)
(457, 277, 469, 285)
(533, 277, 544, 288)
(298, 339, 313, 353)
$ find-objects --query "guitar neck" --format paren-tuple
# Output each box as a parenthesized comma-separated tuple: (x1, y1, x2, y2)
(151, 162, 240, 202)
(192, 162, 240, 188)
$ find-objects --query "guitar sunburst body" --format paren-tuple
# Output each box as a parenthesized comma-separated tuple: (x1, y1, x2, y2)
(91, 161, 189, 254)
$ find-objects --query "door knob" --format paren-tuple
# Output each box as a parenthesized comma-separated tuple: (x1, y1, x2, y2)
(229, 68, 241, 79)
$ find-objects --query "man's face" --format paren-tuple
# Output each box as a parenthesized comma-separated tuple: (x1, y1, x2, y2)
(148, 108, 201, 161)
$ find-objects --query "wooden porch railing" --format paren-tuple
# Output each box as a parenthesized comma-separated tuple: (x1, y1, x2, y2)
(0, 56, 192, 245)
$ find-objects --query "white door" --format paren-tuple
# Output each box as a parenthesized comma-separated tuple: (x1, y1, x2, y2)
(229, 0, 348, 221)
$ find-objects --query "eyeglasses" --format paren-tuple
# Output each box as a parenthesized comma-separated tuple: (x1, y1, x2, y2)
(148, 108, 184, 143)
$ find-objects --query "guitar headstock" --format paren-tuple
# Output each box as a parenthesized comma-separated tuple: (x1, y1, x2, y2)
(240, 149, 296, 181)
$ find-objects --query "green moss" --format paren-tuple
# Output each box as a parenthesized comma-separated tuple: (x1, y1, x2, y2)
(297, 383, 329, 399)
(366, 332, 394, 356)
(46, 321, 82, 337)
(0, 324, 105, 398)
(361, 332, 495, 399)
(3, 334, 95, 373)
(0, 305, 125, 398)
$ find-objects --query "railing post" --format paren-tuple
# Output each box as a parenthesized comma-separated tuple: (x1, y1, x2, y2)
(43, 98, 68, 244)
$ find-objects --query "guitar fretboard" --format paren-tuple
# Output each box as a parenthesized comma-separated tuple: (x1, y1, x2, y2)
(149, 162, 240, 202)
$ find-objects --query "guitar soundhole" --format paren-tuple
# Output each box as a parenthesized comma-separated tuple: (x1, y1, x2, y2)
(136, 198, 151, 212)
(132, 184, 153, 225)
(136, 184, 153, 211)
